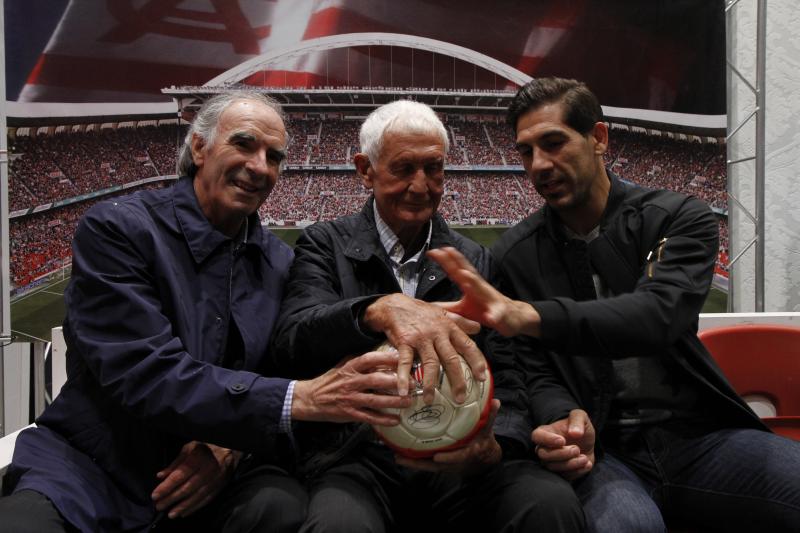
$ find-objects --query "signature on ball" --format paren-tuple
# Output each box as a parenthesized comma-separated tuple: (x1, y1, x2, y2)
(408, 404, 445, 428)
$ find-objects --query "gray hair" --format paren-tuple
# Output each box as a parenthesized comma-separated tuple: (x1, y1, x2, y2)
(176, 91, 285, 177)
(359, 100, 449, 163)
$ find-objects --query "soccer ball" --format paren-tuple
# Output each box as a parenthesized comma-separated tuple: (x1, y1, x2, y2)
(371, 342, 493, 458)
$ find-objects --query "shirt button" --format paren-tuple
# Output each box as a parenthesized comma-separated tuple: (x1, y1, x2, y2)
(231, 383, 245, 392)
(428, 275, 436, 281)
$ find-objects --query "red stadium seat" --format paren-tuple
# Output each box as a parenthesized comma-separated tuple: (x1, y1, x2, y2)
(698, 324, 800, 440)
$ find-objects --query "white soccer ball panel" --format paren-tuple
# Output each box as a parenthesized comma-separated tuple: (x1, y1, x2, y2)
(445, 399, 481, 439)
(398, 390, 455, 439)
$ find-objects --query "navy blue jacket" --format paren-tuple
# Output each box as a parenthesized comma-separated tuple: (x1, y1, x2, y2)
(7, 177, 294, 532)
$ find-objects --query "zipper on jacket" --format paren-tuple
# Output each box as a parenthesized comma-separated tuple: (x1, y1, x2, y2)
(646, 237, 668, 278)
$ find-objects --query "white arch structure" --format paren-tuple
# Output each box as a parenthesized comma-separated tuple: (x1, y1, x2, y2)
(205, 32, 533, 87)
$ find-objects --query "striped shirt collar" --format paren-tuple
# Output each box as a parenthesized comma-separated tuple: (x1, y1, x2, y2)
(373, 200, 432, 296)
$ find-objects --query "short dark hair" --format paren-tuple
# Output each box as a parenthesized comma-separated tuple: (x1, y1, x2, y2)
(506, 77, 603, 135)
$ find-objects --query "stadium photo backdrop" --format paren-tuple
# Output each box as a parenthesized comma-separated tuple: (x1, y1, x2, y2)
(6, 0, 724, 111)
(4, 0, 730, 342)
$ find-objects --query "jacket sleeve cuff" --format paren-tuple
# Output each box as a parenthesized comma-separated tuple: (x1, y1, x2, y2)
(492, 407, 533, 454)
(352, 294, 389, 341)
(530, 299, 570, 344)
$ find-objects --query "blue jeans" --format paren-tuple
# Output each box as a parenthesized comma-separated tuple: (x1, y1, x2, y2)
(575, 422, 800, 532)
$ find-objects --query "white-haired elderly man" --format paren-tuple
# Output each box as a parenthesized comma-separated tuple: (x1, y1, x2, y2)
(271, 100, 583, 532)
(0, 92, 413, 533)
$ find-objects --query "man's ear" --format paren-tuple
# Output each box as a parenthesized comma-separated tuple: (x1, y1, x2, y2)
(591, 121, 609, 156)
(190, 133, 207, 169)
(354, 153, 373, 189)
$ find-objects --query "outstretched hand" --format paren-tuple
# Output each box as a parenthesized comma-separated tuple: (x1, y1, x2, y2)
(427, 247, 541, 338)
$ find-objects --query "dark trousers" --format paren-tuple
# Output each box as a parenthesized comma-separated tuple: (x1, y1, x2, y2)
(0, 489, 76, 533)
(576, 422, 800, 533)
(0, 463, 307, 533)
(300, 442, 584, 533)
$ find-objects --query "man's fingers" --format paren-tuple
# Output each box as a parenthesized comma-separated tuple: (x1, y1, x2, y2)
(342, 401, 403, 426)
(428, 247, 496, 300)
(366, 374, 411, 396)
(435, 337, 467, 404)
(348, 349, 401, 371)
(165, 479, 217, 518)
(174, 491, 218, 518)
(431, 299, 458, 311)
(544, 457, 589, 474)
(542, 455, 591, 476)
(329, 352, 406, 397)
(445, 311, 481, 335)
(356, 389, 414, 410)
(163, 484, 206, 517)
(418, 341, 440, 404)
(567, 409, 587, 437)
(156, 444, 192, 480)
(451, 330, 487, 382)
(395, 345, 414, 397)
(537, 444, 581, 463)
(427, 247, 481, 277)
(154, 470, 201, 511)
(428, 302, 482, 335)
(531, 426, 567, 448)
(152, 462, 194, 500)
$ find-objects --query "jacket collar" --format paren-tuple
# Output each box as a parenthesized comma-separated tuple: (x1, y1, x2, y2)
(344, 196, 454, 262)
(171, 176, 272, 265)
(602, 170, 628, 224)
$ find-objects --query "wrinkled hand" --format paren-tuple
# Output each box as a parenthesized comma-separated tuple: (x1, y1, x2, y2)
(151, 441, 241, 519)
(292, 349, 413, 425)
(531, 409, 595, 481)
(427, 247, 541, 338)
(363, 292, 486, 404)
(395, 399, 502, 475)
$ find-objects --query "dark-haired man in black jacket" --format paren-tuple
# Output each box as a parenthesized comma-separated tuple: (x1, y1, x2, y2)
(430, 77, 800, 533)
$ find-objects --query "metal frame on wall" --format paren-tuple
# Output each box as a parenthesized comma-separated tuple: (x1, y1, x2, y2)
(725, 0, 767, 312)
(1, 0, 10, 437)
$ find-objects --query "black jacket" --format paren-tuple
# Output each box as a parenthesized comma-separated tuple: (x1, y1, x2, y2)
(272, 198, 531, 474)
(492, 172, 766, 435)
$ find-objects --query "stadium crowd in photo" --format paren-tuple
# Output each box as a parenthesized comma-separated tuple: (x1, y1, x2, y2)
(7, 110, 730, 293)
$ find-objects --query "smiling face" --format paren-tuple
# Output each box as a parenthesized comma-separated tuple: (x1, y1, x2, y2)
(191, 99, 287, 237)
(356, 129, 445, 246)
(514, 101, 609, 225)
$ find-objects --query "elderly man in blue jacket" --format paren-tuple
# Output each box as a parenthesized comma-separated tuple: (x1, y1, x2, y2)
(0, 92, 410, 533)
